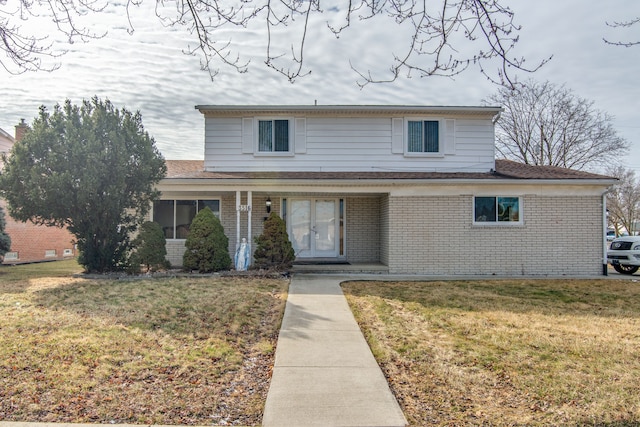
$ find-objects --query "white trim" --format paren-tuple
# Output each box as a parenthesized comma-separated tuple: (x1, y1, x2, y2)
(254, 117, 295, 156)
(391, 118, 404, 154)
(45, 249, 57, 258)
(197, 105, 503, 116)
(294, 117, 307, 153)
(241, 118, 254, 153)
(444, 119, 456, 155)
(472, 195, 524, 226)
(404, 117, 445, 157)
(286, 197, 343, 259)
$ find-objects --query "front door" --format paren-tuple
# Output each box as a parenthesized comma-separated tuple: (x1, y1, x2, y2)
(289, 199, 339, 258)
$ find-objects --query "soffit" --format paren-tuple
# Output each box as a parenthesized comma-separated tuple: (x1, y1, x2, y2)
(195, 105, 502, 118)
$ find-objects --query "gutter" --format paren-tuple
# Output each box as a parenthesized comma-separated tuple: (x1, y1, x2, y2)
(194, 104, 503, 117)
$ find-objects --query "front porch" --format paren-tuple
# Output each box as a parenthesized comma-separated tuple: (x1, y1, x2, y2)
(157, 189, 389, 269)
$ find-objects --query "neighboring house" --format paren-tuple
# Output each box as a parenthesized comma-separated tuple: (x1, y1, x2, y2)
(0, 121, 76, 264)
(156, 105, 616, 276)
(0, 127, 14, 156)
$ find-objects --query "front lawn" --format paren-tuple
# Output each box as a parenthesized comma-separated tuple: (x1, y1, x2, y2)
(342, 278, 640, 426)
(0, 260, 288, 425)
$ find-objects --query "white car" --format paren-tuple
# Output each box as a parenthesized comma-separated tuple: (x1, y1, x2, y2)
(608, 236, 640, 274)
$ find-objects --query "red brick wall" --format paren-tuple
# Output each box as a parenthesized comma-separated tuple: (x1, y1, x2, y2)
(0, 200, 76, 264)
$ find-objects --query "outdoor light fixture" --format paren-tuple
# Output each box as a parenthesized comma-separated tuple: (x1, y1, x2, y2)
(266, 197, 272, 213)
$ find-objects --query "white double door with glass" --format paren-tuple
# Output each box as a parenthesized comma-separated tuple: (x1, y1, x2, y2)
(289, 199, 339, 258)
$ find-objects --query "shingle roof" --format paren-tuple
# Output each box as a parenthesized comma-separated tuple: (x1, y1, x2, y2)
(493, 159, 612, 180)
(164, 159, 614, 181)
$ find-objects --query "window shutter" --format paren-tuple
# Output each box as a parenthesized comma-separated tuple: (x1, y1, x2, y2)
(295, 118, 307, 153)
(444, 119, 456, 155)
(242, 118, 254, 153)
(391, 118, 404, 153)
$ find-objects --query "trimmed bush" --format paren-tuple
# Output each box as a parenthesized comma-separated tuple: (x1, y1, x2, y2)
(130, 221, 168, 273)
(253, 212, 295, 270)
(183, 207, 231, 273)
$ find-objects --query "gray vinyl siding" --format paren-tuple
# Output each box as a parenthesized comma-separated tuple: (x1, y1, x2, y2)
(203, 116, 496, 173)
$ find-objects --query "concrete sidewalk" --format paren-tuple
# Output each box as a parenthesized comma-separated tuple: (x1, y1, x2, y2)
(262, 274, 407, 427)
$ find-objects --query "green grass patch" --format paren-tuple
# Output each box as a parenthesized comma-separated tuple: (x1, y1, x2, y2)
(342, 279, 640, 426)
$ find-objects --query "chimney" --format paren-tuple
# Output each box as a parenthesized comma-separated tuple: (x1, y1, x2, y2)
(15, 119, 28, 142)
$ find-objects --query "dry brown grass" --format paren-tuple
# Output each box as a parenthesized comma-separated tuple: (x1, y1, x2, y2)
(0, 260, 288, 425)
(342, 278, 640, 427)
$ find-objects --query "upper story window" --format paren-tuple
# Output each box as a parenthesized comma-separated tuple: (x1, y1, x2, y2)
(258, 119, 290, 153)
(407, 119, 441, 154)
(474, 196, 521, 224)
(408, 120, 439, 152)
(153, 199, 221, 239)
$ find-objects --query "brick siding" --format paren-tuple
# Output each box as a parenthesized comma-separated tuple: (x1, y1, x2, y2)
(346, 196, 381, 262)
(380, 194, 390, 266)
(387, 195, 604, 275)
(1, 200, 76, 264)
(160, 192, 605, 276)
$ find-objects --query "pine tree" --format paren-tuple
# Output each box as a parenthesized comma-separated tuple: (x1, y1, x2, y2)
(253, 212, 295, 270)
(0, 207, 11, 259)
(130, 221, 168, 272)
(0, 97, 166, 272)
(183, 207, 231, 273)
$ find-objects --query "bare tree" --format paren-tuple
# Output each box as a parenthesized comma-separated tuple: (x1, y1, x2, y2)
(485, 80, 628, 171)
(1, 0, 550, 85)
(0, 0, 106, 74)
(606, 166, 640, 236)
(604, 17, 640, 47)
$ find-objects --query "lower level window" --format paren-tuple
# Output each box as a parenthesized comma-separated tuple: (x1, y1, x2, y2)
(153, 199, 221, 239)
(4, 252, 18, 261)
(474, 196, 521, 223)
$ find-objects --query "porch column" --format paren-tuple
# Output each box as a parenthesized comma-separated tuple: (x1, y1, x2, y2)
(247, 191, 252, 267)
(236, 191, 241, 251)
(235, 191, 253, 267)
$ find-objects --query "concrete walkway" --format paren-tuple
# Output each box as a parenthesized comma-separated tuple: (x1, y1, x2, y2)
(262, 274, 407, 427)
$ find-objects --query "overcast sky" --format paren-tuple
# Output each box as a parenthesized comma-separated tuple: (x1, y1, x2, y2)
(2, 0, 639, 172)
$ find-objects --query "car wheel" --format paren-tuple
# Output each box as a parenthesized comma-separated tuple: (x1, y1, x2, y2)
(613, 264, 639, 275)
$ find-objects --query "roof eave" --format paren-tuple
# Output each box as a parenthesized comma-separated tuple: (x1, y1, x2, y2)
(159, 177, 617, 187)
(195, 104, 503, 117)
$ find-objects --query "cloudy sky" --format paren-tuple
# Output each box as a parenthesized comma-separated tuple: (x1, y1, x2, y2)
(2, 0, 639, 171)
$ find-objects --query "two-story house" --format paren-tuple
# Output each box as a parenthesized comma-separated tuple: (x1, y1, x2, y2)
(156, 105, 615, 276)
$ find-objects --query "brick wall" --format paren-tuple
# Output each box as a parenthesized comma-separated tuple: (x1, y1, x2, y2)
(380, 194, 390, 266)
(346, 196, 381, 262)
(1, 200, 76, 264)
(387, 195, 604, 276)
